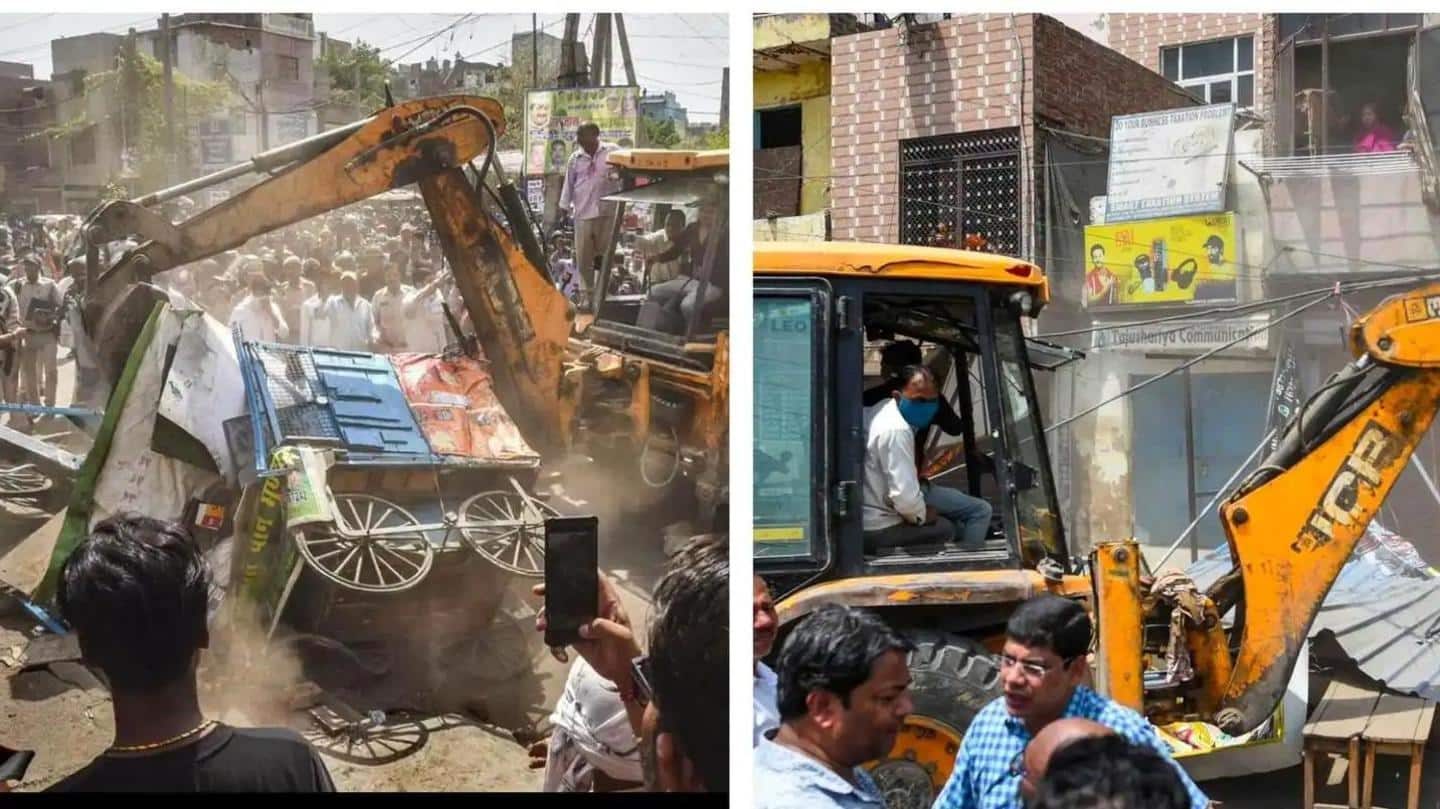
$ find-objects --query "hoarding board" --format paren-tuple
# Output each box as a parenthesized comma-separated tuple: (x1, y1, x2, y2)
(1106, 103, 1235, 222)
(1083, 212, 1238, 308)
(523, 86, 641, 176)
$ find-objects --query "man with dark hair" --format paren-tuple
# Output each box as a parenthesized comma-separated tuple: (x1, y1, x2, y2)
(934, 594, 1208, 809)
(534, 534, 728, 792)
(1018, 717, 1113, 804)
(862, 364, 992, 551)
(753, 575, 780, 746)
(753, 604, 912, 808)
(1031, 735, 1192, 809)
(862, 340, 964, 436)
(559, 121, 620, 304)
(51, 514, 335, 792)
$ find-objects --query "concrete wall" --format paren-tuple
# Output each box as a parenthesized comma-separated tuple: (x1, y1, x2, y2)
(1034, 15, 1201, 140)
(1108, 14, 1275, 131)
(829, 13, 1036, 244)
(755, 59, 832, 217)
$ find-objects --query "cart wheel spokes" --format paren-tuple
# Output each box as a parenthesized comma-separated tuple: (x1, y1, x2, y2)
(0, 465, 52, 499)
(294, 494, 433, 593)
(457, 490, 558, 577)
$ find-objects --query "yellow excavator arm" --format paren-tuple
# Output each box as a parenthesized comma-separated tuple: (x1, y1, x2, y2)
(1207, 282, 1440, 733)
(77, 94, 573, 453)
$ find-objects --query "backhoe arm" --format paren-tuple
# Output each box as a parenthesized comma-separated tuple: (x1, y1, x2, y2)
(76, 93, 573, 455)
(1210, 283, 1440, 733)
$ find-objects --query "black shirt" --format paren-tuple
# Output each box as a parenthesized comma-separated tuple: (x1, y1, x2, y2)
(49, 724, 336, 793)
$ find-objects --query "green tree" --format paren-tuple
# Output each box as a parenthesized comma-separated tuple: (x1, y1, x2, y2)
(643, 117, 682, 148)
(318, 40, 389, 112)
(32, 40, 231, 194)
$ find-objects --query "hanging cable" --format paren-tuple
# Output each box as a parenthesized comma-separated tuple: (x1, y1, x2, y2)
(1044, 289, 1340, 434)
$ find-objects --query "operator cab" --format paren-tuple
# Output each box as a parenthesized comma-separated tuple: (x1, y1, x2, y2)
(586, 149, 728, 371)
(753, 242, 1082, 592)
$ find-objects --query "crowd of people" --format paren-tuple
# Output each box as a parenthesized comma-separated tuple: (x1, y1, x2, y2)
(751, 584, 1210, 809)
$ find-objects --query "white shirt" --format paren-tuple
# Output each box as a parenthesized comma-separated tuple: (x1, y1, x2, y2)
(325, 294, 376, 351)
(299, 293, 331, 347)
(403, 287, 450, 354)
(862, 399, 926, 531)
(559, 142, 619, 222)
(14, 277, 62, 332)
(754, 662, 781, 747)
(372, 284, 414, 350)
(227, 294, 290, 343)
(634, 229, 681, 285)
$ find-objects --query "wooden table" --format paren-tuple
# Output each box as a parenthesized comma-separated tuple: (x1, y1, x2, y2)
(1302, 681, 1436, 809)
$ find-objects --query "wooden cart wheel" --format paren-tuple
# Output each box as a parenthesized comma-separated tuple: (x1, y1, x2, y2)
(0, 465, 52, 500)
(457, 490, 558, 577)
(294, 494, 434, 593)
(302, 712, 429, 766)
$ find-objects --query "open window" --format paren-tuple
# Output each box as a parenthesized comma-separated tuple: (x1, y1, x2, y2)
(587, 169, 729, 369)
(1275, 14, 1425, 155)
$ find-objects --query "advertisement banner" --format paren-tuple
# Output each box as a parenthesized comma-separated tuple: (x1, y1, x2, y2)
(1083, 212, 1238, 308)
(523, 86, 641, 176)
(1106, 103, 1235, 222)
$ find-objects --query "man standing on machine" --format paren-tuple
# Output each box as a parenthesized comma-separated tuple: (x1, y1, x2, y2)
(559, 122, 620, 307)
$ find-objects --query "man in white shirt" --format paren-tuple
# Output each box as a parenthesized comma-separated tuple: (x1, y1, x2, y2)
(753, 575, 780, 747)
(862, 365, 992, 552)
(227, 275, 290, 344)
(326, 272, 377, 352)
(299, 268, 335, 347)
(632, 209, 687, 287)
(0, 279, 24, 414)
(13, 254, 62, 408)
(402, 265, 454, 354)
(558, 122, 619, 302)
(371, 262, 413, 353)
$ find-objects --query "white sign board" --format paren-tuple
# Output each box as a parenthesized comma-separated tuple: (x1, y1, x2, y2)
(1091, 314, 1269, 353)
(1106, 104, 1235, 223)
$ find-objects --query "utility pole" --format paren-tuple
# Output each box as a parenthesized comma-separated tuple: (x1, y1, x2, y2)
(531, 14, 538, 86)
(161, 13, 175, 183)
(589, 14, 608, 87)
(560, 13, 581, 88)
(615, 14, 636, 86)
(720, 67, 729, 130)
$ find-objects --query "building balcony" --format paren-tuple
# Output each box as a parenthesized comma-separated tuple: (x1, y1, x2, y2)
(753, 14, 874, 69)
(1258, 150, 1440, 277)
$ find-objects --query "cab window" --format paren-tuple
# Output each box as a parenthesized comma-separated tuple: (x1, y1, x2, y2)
(754, 292, 825, 560)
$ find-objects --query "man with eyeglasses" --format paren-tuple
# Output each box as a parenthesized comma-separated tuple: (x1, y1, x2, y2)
(932, 595, 1209, 809)
(862, 364, 992, 552)
(753, 604, 913, 808)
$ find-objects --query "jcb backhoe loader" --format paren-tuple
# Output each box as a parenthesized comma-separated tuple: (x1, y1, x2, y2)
(754, 240, 1439, 805)
(68, 94, 726, 531)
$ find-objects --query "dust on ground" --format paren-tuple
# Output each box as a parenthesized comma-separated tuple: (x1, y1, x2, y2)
(0, 367, 667, 792)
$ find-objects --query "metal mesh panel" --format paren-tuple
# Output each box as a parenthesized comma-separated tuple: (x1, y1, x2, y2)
(248, 344, 342, 442)
(900, 128, 1021, 253)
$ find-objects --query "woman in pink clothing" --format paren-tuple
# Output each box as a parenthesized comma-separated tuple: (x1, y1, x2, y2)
(1353, 103, 1398, 153)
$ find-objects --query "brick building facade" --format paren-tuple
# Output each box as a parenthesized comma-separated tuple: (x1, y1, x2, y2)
(829, 14, 1195, 253)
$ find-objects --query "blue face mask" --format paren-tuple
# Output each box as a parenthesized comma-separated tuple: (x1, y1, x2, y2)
(897, 397, 940, 431)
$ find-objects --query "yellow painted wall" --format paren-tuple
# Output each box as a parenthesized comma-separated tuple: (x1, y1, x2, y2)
(755, 60, 831, 217)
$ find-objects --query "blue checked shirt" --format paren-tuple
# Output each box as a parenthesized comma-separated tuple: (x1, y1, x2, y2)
(932, 686, 1209, 809)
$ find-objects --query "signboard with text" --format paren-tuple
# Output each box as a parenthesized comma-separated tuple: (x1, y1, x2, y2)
(1091, 313, 1270, 353)
(523, 87, 641, 176)
(1106, 103, 1235, 223)
(1083, 212, 1238, 308)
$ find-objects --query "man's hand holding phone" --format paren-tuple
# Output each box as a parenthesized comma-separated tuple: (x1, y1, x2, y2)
(532, 573, 640, 688)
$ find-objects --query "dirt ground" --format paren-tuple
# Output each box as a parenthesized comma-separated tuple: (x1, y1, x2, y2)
(0, 358, 666, 792)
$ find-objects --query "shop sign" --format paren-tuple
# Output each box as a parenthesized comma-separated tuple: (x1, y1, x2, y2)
(1092, 314, 1270, 353)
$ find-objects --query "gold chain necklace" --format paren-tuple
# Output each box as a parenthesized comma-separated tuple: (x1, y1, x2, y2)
(109, 720, 216, 754)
